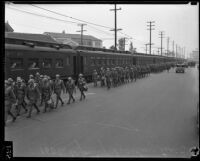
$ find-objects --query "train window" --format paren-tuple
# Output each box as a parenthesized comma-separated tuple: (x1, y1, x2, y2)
(107, 59, 109, 65)
(28, 58, 39, 69)
(99, 59, 102, 65)
(109, 59, 112, 65)
(55, 59, 64, 68)
(42, 58, 52, 68)
(91, 57, 94, 66)
(66, 56, 70, 65)
(101, 58, 104, 65)
(84, 57, 87, 65)
(10, 58, 23, 70)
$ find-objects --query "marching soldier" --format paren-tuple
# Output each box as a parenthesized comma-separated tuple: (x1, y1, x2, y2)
(26, 79, 41, 118)
(5, 80, 17, 124)
(66, 77, 76, 104)
(41, 77, 53, 112)
(100, 67, 106, 87)
(54, 74, 65, 108)
(105, 68, 111, 89)
(7, 78, 15, 90)
(77, 74, 87, 101)
(92, 70, 98, 87)
(14, 77, 28, 116)
(130, 67, 134, 82)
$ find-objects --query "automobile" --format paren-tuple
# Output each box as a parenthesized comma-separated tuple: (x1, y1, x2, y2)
(197, 102, 199, 129)
(183, 62, 188, 68)
(175, 64, 185, 73)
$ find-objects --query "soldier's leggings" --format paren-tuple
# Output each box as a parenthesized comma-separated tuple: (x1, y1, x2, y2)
(27, 103, 40, 117)
(55, 94, 64, 107)
(16, 102, 27, 115)
(5, 104, 16, 123)
(80, 90, 85, 100)
(68, 92, 75, 104)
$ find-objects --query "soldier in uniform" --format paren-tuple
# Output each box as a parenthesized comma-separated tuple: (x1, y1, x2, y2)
(39, 75, 45, 106)
(130, 67, 134, 82)
(53, 74, 65, 108)
(92, 70, 98, 87)
(8, 78, 15, 90)
(26, 79, 41, 118)
(66, 77, 75, 104)
(100, 67, 106, 87)
(14, 77, 28, 116)
(77, 74, 87, 101)
(5, 80, 16, 124)
(105, 68, 111, 89)
(41, 77, 53, 112)
(29, 74, 34, 80)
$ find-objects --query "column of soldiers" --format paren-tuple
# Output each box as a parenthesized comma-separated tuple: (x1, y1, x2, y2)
(4, 73, 87, 125)
(92, 63, 172, 89)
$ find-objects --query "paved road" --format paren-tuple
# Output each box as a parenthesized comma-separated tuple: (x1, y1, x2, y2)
(5, 67, 199, 157)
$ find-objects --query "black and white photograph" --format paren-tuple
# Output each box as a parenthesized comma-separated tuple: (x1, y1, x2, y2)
(4, 1, 199, 158)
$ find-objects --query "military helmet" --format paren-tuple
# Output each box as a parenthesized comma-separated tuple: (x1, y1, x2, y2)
(5, 80, 9, 85)
(29, 74, 34, 79)
(79, 73, 83, 77)
(28, 79, 34, 84)
(43, 77, 48, 82)
(40, 75, 44, 78)
(68, 77, 72, 80)
(36, 72, 40, 76)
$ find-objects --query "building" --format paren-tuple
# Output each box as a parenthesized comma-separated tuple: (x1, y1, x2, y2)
(44, 32, 102, 48)
(189, 49, 199, 63)
(5, 32, 58, 43)
(5, 22, 14, 32)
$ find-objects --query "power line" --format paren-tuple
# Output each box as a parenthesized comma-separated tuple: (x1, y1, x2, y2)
(7, 6, 114, 38)
(159, 31, 165, 56)
(147, 21, 155, 55)
(30, 4, 113, 30)
(76, 24, 87, 45)
(110, 4, 122, 50)
(7, 6, 79, 25)
(30, 4, 134, 39)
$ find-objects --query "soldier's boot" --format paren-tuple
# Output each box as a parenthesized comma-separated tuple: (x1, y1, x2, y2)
(27, 106, 33, 118)
(22, 103, 28, 113)
(43, 103, 47, 113)
(34, 104, 40, 114)
(15, 105, 20, 116)
(60, 98, 64, 106)
(8, 111, 16, 122)
(67, 97, 71, 104)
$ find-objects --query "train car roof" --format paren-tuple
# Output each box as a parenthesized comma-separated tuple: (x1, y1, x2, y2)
(5, 43, 77, 54)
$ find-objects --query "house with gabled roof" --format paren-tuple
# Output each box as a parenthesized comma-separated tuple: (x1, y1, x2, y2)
(44, 32, 102, 48)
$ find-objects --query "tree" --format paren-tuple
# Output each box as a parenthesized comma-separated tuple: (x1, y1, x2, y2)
(129, 42, 133, 52)
(109, 45, 115, 50)
(118, 38, 125, 51)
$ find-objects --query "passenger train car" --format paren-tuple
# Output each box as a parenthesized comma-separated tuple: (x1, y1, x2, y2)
(5, 36, 183, 82)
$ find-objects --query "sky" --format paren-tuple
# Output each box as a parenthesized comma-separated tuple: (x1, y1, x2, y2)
(5, 2, 199, 57)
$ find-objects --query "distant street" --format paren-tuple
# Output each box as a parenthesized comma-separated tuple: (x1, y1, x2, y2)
(5, 67, 199, 157)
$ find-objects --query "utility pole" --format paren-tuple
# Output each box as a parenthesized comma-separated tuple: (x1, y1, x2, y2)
(145, 43, 149, 54)
(77, 24, 87, 45)
(172, 40, 175, 57)
(110, 4, 122, 50)
(159, 31, 164, 56)
(167, 37, 170, 57)
(157, 48, 160, 55)
(176, 44, 178, 58)
(147, 21, 155, 55)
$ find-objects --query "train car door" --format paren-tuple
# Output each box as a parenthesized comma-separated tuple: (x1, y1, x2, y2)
(80, 56, 84, 74)
(133, 57, 136, 65)
(73, 56, 77, 76)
